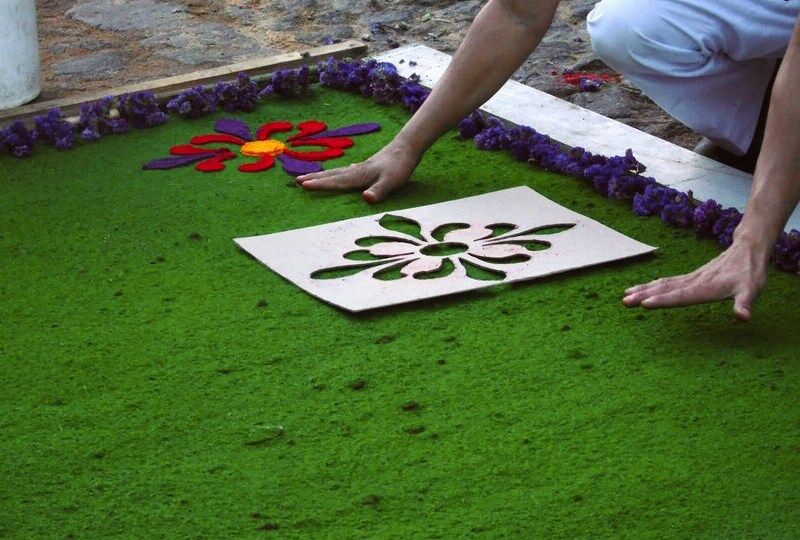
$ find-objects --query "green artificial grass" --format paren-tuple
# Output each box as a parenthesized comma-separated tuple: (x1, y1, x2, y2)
(1, 88, 799, 538)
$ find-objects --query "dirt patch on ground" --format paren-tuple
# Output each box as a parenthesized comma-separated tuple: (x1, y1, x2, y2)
(34, 0, 699, 150)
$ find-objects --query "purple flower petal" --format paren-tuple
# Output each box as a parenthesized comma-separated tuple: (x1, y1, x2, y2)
(306, 123, 381, 139)
(278, 154, 324, 176)
(143, 153, 216, 170)
(214, 118, 253, 141)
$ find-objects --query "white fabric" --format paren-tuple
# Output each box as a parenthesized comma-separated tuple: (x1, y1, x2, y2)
(587, 0, 799, 154)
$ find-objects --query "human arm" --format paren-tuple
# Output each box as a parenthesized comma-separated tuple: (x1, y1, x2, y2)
(622, 16, 800, 321)
(298, 0, 561, 202)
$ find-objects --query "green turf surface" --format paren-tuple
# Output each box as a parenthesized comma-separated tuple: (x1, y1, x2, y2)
(1, 88, 799, 538)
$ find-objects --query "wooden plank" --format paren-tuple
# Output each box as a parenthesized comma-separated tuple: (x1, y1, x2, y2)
(1, 40, 367, 127)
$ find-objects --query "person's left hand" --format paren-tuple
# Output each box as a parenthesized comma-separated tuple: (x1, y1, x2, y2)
(622, 239, 768, 321)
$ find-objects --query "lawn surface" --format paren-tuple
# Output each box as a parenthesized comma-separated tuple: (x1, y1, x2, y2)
(1, 88, 799, 538)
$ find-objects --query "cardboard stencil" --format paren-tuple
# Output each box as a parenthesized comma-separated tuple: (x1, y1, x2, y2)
(235, 186, 656, 312)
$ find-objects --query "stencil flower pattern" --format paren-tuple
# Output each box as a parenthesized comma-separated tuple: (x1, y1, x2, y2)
(312, 214, 576, 282)
(143, 118, 380, 176)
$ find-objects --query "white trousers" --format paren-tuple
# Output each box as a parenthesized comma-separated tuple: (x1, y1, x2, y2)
(587, 0, 799, 154)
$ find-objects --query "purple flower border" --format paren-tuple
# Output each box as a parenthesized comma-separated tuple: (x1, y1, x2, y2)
(1, 58, 797, 274)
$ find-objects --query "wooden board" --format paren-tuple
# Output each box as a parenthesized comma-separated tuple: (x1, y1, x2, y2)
(0, 40, 367, 128)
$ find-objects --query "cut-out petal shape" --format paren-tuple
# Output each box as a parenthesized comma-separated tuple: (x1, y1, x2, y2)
(190, 133, 246, 146)
(290, 137, 354, 149)
(214, 118, 253, 141)
(443, 225, 493, 244)
(239, 155, 275, 173)
(257, 121, 293, 141)
(368, 241, 417, 257)
(143, 153, 216, 170)
(402, 257, 446, 275)
(431, 223, 470, 242)
(307, 123, 381, 139)
(286, 120, 327, 141)
(283, 148, 344, 161)
(378, 214, 427, 241)
(277, 154, 323, 176)
(468, 243, 530, 260)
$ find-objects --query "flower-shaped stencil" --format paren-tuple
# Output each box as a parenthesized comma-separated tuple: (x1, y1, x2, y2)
(312, 214, 575, 282)
(143, 118, 380, 176)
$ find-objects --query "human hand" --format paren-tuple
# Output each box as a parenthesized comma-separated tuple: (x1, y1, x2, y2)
(622, 239, 769, 321)
(296, 140, 422, 203)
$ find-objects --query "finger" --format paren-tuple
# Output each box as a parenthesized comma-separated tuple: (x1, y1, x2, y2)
(363, 174, 406, 203)
(296, 164, 356, 184)
(623, 276, 692, 306)
(733, 289, 756, 322)
(301, 172, 370, 191)
(640, 284, 716, 309)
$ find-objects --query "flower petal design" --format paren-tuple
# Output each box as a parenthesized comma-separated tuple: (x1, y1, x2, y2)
(290, 137, 354, 149)
(443, 225, 494, 244)
(368, 241, 417, 257)
(238, 155, 275, 173)
(277, 154, 323, 176)
(214, 118, 253, 141)
(191, 133, 246, 146)
(307, 123, 381, 139)
(169, 144, 225, 156)
(143, 153, 217, 170)
(401, 257, 446, 275)
(283, 148, 344, 161)
(286, 120, 327, 141)
(195, 151, 236, 172)
(256, 121, 293, 141)
(467, 243, 531, 262)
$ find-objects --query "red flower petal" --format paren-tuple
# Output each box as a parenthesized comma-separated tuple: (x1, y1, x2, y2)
(170, 144, 228, 155)
(256, 121, 293, 141)
(286, 120, 327, 142)
(195, 151, 236, 172)
(190, 133, 246, 146)
(238, 155, 276, 173)
(290, 137, 354, 149)
(283, 148, 344, 161)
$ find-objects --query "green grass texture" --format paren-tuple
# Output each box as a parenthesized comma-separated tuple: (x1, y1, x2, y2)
(1, 88, 798, 538)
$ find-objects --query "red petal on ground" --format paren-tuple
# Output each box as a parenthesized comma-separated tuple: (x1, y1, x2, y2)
(256, 121, 293, 141)
(286, 120, 327, 142)
(283, 148, 344, 161)
(561, 72, 620, 86)
(291, 137, 354, 149)
(195, 151, 236, 172)
(170, 144, 228, 155)
(190, 133, 246, 146)
(238, 155, 276, 173)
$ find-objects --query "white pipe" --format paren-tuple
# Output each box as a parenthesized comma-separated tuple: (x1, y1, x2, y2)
(0, 0, 41, 110)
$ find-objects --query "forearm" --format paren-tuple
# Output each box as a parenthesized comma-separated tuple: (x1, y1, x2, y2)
(736, 17, 800, 257)
(393, 0, 560, 155)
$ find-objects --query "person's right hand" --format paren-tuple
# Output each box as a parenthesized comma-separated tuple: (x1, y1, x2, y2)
(296, 140, 422, 203)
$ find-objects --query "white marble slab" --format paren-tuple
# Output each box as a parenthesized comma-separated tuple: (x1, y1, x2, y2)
(372, 44, 800, 232)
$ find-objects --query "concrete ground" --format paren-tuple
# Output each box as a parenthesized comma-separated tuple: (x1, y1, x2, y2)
(36, 0, 700, 149)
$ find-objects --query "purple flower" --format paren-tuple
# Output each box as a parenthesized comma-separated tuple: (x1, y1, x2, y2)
(214, 73, 260, 112)
(772, 230, 800, 274)
(660, 190, 695, 228)
(259, 65, 313, 99)
(0, 120, 36, 158)
(632, 184, 679, 216)
(712, 208, 742, 248)
(33, 109, 76, 151)
(167, 85, 217, 119)
(399, 76, 429, 112)
(578, 77, 603, 92)
(692, 199, 722, 238)
(78, 96, 130, 140)
(118, 91, 168, 128)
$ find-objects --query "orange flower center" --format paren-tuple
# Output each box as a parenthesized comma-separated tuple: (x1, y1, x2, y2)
(241, 139, 286, 157)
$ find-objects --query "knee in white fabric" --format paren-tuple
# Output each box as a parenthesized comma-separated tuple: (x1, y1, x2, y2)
(587, 0, 704, 76)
